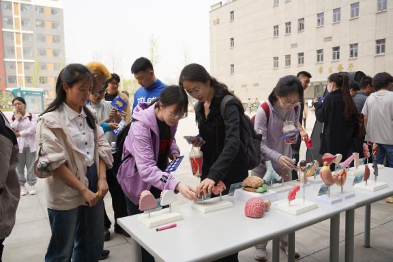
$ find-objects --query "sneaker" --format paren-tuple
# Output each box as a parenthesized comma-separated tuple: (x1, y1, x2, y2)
(254, 246, 268, 261)
(21, 186, 28, 196)
(104, 229, 110, 241)
(28, 186, 36, 195)
(280, 244, 300, 259)
(386, 197, 393, 204)
(99, 249, 110, 260)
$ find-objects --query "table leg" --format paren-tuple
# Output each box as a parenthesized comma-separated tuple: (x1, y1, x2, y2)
(330, 214, 340, 262)
(130, 236, 142, 262)
(364, 204, 371, 248)
(345, 209, 355, 262)
(272, 238, 280, 262)
(288, 232, 295, 262)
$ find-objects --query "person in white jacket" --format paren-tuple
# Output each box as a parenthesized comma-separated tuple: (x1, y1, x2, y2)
(9, 97, 37, 196)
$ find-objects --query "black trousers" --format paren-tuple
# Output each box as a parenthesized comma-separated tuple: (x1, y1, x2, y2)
(0, 238, 4, 262)
(104, 167, 128, 231)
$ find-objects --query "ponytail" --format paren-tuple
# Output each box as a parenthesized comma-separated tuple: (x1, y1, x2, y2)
(328, 73, 357, 120)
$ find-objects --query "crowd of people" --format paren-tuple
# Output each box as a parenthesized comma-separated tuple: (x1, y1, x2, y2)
(0, 56, 392, 262)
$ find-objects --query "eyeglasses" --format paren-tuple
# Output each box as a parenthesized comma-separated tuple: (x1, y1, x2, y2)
(186, 86, 201, 95)
(279, 97, 300, 107)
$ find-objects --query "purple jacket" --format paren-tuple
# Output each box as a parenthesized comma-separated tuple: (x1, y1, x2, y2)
(253, 101, 300, 181)
(117, 102, 180, 204)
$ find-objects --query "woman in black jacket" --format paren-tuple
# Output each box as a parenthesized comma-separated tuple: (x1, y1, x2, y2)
(315, 73, 358, 162)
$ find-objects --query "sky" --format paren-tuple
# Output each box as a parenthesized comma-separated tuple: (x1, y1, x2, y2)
(63, 0, 220, 81)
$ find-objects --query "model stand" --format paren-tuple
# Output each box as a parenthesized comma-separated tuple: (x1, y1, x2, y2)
(276, 185, 318, 215)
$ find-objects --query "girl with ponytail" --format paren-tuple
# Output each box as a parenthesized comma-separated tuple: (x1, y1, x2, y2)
(315, 72, 358, 160)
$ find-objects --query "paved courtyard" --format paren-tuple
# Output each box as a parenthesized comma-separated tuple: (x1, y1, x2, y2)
(3, 110, 393, 262)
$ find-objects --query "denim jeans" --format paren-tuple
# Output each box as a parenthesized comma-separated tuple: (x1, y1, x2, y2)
(45, 164, 104, 262)
(376, 144, 393, 168)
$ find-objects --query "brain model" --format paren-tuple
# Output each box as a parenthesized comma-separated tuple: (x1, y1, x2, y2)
(245, 197, 265, 218)
(242, 176, 264, 192)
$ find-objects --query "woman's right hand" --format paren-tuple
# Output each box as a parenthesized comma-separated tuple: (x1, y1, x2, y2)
(108, 122, 118, 131)
(278, 155, 296, 170)
(176, 183, 197, 201)
(81, 188, 98, 207)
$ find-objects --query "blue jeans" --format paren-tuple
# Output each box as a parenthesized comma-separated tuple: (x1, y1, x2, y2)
(376, 144, 393, 168)
(45, 164, 104, 262)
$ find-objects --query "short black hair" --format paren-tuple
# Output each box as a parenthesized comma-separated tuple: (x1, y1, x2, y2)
(131, 57, 154, 74)
(373, 72, 393, 91)
(349, 81, 360, 92)
(359, 76, 373, 90)
(108, 73, 120, 83)
(12, 97, 26, 105)
(297, 71, 312, 78)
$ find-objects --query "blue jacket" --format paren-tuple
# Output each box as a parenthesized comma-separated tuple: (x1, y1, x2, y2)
(132, 79, 167, 113)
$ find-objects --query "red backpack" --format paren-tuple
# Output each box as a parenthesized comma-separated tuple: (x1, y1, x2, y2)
(251, 102, 298, 125)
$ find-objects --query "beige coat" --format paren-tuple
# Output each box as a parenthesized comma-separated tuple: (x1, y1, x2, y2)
(0, 112, 20, 240)
(34, 105, 113, 210)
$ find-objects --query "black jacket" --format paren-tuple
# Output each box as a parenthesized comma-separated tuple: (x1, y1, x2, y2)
(315, 89, 357, 160)
(195, 95, 248, 191)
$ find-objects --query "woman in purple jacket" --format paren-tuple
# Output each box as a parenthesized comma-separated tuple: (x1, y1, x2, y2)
(252, 75, 308, 261)
(117, 85, 196, 261)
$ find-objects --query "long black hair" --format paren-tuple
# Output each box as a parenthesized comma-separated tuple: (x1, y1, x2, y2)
(179, 63, 244, 111)
(328, 73, 357, 121)
(268, 75, 304, 104)
(41, 63, 96, 129)
(149, 85, 189, 117)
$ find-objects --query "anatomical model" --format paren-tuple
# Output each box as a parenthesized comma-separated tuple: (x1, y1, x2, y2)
(160, 190, 177, 213)
(335, 169, 347, 193)
(139, 190, 158, 217)
(320, 162, 339, 197)
(245, 198, 265, 218)
(264, 161, 283, 186)
(288, 185, 300, 206)
(212, 181, 226, 201)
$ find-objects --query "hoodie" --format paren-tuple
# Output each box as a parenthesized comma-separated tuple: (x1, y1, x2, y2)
(132, 79, 167, 113)
(117, 102, 180, 204)
(362, 90, 393, 144)
(353, 90, 369, 113)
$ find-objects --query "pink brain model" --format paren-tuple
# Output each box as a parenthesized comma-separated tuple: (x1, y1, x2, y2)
(245, 198, 265, 218)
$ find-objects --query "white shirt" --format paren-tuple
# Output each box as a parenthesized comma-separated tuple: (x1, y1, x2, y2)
(62, 103, 95, 166)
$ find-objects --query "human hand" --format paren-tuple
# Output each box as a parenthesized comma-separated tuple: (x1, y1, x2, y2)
(196, 178, 216, 197)
(109, 109, 117, 121)
(278, 155, 296, 170)
(176, 183, 197, 201)
(108, 122, 118, 131)
(15, 112, 22, 121)
(300, 129, 309, 141)
(172, 153, 179, 160)
(372, 143, 379, 157)
(15, 131, 20, 137)
(97, 178, 109, 199)
(81, 188, 99, 207)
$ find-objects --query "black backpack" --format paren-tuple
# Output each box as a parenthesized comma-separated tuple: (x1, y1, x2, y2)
(112, 121, 132, 176)
(219, 95, 262, 170)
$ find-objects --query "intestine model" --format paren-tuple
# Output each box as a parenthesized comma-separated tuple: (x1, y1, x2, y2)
(264, 160, 283, 186)
(288, 185, 300, 206)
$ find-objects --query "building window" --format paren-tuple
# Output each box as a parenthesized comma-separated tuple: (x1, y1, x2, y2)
(6, 62, 15, 70)
(273, 25, 279, 37)
(5, 47, 15, 57)
(8, 76, 17, 84)
(36, 20, 45, 28)
(332, 46, 340, 60)
(22, 34, 33, 43)
(23, 47, 33, 58)
(2, 2, 12, 9)
(53, 49, 62, 57)
(285, 22, 291, 34)
(54, 63, 61, 70)
(229, 37, 234, 48)
(36, 6, 45, 14)
(298, 52, 304, 65)
(52, 21, 60, 29)
(4, 32, 14, 41)
(376, 39, 385, 55)
(3, 17, 13, 26)
(377, 0, 387, 12)
(298, 18, 304, 32)
(25, 76, 33, 85)
(317, 12, 324, 27)
(273, 57, 279, 68)
(230, 11, 234, 22)
(21, 18, 31, 27)
(39, 63, 47, 70)
(24, 63, 33, 71)
(351, 3, 359, 18)
(349, 43, 358, 58)
(317, 49, 323, 62)
(53, 35, 61, 43)
(230, 64, 234, 75)
(51, 8, 59, 15)
(21, 4, 31, 12)
(38, 49, 46, 56)
(39, 76, 48, 84)
(333, 8, 341, 23)
(37, 34, 46, 42)
(285, 55, 291, 67)
(273, 0, 279, 6)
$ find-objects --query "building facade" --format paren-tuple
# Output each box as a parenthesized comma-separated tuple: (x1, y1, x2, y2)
(0, 0, 65, 97)
(210, 0, 392, 101)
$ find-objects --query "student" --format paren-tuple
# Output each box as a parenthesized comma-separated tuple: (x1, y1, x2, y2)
(118, 85, 196, 262)
(0, 111, 20, 261)
(131, 57, 167, 112)
(252, 75, 306, 261)
(34, 64, 113, 262)
(179, 63, 248, 262)
(9, 97, 38, 196)
(349, 81, 360, 98)
(104, 73, 131, 124)
(315, 73, 358, 161)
